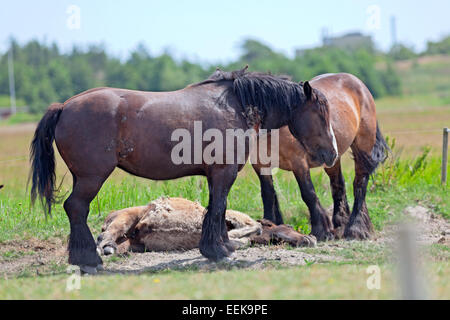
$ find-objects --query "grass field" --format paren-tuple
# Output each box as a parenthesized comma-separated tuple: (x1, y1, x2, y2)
(375, 55, 450, 156)
(0, 56, 449, 299)
(1, 262, 448, 299)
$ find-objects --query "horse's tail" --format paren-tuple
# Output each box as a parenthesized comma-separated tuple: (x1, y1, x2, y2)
(369, 121, 390, 172)
(29, 103, 64, 215)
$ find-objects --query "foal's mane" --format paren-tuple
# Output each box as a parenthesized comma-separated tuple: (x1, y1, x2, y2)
(191, 66, 308, 121)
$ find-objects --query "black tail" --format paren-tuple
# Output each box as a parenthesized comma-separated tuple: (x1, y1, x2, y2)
(371, 122, 390, 168)
(30, 103, 64, 215)
(352, 122, 390, 175)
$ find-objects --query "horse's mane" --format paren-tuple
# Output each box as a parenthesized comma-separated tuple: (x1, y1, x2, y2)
(191, 66, 307, 121)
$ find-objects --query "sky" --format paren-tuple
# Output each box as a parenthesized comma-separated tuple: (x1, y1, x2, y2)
(1, 0, 449, 64)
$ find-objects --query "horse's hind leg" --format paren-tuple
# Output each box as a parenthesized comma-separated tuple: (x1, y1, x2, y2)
(324, 159, 351, 238)
(253, 165, 284, 225)
(293, 164, 334, 241)
(344, 146, 375, 240)
(200, 165, 238, 261)
(64, 173, 111, 271)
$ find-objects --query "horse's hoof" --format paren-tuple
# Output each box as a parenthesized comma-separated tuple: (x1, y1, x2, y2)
(220, 255, 235, 263)
(344, 213, 374, 240)
(311, 228, 335, 242)
(200, 243, 230, 262)
(333, 213, 350, 230)
(103, 246, 115, 256)
(80, 265, 98, 275)
(301, 235, 317, 247)
(68, 247, 103, 267)
(224, 240, 241, 252)
(344, 225, 372, 240)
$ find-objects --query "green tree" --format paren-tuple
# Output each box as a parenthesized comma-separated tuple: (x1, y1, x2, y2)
(0, 37, 404, 114)
(425, 35, 450, 55)
(389, 44, 417, 61)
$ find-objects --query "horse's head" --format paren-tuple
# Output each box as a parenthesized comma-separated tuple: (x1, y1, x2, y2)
(288, 81, 338, 167)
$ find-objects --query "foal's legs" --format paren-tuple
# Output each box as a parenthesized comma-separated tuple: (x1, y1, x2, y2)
(294, 165, 334, 241)
(200, 165, 238, 261)
(324, 159, 351, 238)
(253, 165, 284, 225)
(344, 149, 375, 240)
(64, 173, 111, 270)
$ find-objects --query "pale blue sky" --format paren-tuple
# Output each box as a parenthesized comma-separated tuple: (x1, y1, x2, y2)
(1, 0, 449, 64)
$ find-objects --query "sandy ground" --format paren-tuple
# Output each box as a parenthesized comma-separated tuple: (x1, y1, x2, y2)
(1, 206, 449, 277)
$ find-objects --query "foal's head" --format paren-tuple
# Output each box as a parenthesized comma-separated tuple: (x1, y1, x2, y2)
(288, 81, 338, 167)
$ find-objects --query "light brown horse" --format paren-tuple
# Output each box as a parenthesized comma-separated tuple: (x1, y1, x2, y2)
(29, 67, 338, 271)
(252, 73, 389, 240)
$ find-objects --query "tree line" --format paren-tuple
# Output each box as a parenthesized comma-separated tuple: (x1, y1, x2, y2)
(389, 35, 450, 61)
(1, 36, 432, 113)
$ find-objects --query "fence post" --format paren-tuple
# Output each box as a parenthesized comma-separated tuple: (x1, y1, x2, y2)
(8, 47, 16, 115)
(442, 128, 449, 185)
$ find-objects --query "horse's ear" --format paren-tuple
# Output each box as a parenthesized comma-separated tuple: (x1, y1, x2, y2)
(304, 81, 313, 100)
(238, 65, 249, 76)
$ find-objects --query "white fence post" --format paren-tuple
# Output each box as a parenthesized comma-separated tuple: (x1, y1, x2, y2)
(8, 47, 16, 115)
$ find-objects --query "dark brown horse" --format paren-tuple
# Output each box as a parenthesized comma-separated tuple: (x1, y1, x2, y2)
(30, 67, 338, 271)
(252, 73, 389, 240)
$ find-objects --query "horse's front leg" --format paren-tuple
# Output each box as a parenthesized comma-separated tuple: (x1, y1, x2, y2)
(293, 165, 334, 241)
(200, 165, 238, 261)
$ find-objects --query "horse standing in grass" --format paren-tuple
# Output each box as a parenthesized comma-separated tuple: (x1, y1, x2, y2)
(252, 73, 389, 240)
(29, 67, 338, 272)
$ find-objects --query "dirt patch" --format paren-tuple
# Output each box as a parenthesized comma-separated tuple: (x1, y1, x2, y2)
(379, 205, 450, 246)
(0, 238, 66, 277)
(1, 206, 448, 277)
(103, 245, 339, 274)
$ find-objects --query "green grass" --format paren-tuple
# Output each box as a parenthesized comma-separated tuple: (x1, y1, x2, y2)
(0, 95, 26, 108)
(0, 262, 448, 299)
(397, 55, 450, 98)
(374, 55, 450, 156)
(0, 112, 43, 126)
(1, 249, 33, 261)
(428, 244, 450, 262)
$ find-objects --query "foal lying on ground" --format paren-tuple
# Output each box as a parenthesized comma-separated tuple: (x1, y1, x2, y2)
(96, 197, 316, 256)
